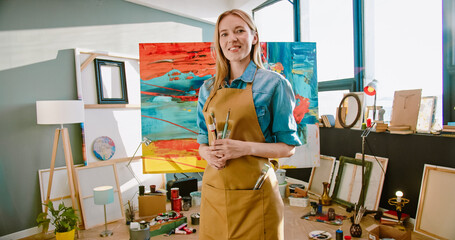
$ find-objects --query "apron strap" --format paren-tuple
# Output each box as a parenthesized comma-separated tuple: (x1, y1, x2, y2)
(203, 68, 258, 112)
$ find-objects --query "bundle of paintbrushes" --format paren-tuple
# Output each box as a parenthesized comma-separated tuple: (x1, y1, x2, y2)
(353, 206, 366, 224)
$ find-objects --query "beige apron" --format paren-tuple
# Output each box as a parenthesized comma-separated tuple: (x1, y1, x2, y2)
(199, 72, 284, 240)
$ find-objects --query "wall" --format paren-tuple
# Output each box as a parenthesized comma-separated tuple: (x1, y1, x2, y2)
(0, 0, 215, 236)
(287, 128, 455, 218)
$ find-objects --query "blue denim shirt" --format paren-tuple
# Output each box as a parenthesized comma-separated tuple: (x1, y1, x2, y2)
(197, 61, 302, 146)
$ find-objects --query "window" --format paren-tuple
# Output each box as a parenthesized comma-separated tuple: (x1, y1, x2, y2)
(254, 1, 294, 42)
(301, 0, 354, 82)
(443, 0, 455, 124)
(364, 0, 443, 125)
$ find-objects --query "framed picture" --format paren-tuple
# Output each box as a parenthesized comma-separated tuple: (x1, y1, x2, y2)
(331, 156, 372, 208)
(307, 155, 336, 197)
(94, 59, 128, 104)
(415, 164, 455, 239)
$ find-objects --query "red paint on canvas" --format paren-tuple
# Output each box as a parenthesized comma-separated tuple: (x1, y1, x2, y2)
(140, 43, 216, 80)
(294, 95, 310, 124)
(148, 139, 202, 160)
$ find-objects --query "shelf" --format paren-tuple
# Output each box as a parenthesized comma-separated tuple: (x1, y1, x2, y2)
(84, 104, 140, 109)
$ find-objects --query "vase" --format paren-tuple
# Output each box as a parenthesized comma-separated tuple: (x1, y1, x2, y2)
(350, 223, 362, 237)
(55, 229, 75, 240)
(320, 181, 332, 206)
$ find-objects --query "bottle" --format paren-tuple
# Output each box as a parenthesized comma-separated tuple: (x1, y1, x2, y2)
(336, 228, 343, 240)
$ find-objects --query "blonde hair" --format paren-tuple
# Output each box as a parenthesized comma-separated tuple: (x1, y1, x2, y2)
(210, 9, 264, 92)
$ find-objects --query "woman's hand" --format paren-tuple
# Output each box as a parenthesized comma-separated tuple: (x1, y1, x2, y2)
(211, 139, 250, 161)
(198, 144, 228, 170)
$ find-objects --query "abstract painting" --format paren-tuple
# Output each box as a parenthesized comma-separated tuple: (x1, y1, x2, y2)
(140, 42, 319, 173)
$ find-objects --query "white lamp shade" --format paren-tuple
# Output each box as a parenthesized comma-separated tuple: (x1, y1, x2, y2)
(93, 186, 114, 205)
(36, 100, 84, 125)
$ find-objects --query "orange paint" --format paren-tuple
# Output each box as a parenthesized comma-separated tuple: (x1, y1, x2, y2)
(140, 43, 216, 80)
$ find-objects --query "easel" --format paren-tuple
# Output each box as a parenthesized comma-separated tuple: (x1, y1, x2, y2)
(43, 127, 80, 224)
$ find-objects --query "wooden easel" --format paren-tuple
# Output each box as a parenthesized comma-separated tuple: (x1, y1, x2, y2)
(44, 127, 79, 219)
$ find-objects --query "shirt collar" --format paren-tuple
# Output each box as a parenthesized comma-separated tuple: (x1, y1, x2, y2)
(226, 60, 257, 84)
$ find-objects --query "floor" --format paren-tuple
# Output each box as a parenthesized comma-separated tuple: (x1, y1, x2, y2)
(22, 198, 433, 240)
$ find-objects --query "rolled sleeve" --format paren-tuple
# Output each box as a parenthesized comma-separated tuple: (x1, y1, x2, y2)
(196, 80, 211, 145)
(271, 77, 302, 146)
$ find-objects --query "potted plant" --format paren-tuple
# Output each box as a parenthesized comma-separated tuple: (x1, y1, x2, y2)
(36, 201, 79, 240)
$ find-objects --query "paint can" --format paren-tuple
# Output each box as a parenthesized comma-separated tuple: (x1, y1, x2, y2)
(191, 213, 200, 225)
(190, 191, 201, 206)
(171, 188, 180, 199)
(276, 169, 286, 185)
(171, 196, 182, 212)
(278, 182, 287, 198)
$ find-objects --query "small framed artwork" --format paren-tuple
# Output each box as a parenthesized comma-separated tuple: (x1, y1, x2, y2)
(94, 59, 128, 104)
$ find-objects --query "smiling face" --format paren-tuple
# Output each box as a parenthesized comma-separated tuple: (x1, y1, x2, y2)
(218, 14, 258, 64)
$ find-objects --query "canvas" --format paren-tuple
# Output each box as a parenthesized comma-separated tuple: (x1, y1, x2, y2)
(139, 42, 319, 173)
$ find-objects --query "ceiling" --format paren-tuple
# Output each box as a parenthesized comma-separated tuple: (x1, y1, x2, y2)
(126, 0, 269, 24)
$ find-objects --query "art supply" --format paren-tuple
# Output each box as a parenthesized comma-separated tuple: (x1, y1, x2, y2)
(310, 202, 318, 215)
(211, 112, 217, 134)
(221, 109, 231, 139)
(171, 196, 182, 212)
(336, 228, 343, 240)
(191, 213, 200, 225)
(253, 163, 271, 190)
(317, 203, 323, 214)
(276, 169, 286, 184)
(208, 114, 217, 142)
(328, 208, 336, 221)
(171, 188, 179, 199)
(309, 230, 331, 240)
(182, 196, 192, 211)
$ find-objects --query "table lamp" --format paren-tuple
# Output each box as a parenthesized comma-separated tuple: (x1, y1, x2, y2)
(94, 185, 115, 237)
(36, 100, 84, 217)
(363, 79, 378, 121)
(388, 190, 410, 230)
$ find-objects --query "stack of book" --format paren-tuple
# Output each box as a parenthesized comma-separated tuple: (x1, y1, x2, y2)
(375, 122, 388, 132)
(441, 125, 455, 137)
(380, 210, 410, 225)
(388, 125, 414, 135)
(321, 115, 335, 128)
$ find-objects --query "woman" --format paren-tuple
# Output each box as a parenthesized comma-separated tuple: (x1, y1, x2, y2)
(196, 9, 302, 240)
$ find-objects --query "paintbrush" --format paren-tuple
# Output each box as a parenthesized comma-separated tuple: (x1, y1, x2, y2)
(208, 114, 217, 143)
(221, 109, 230, 139)
(253, 163, 271, 190)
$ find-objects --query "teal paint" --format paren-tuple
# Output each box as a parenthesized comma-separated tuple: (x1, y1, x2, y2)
(0, 0, 214, 236)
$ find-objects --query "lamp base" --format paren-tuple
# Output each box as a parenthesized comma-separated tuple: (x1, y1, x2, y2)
(100, 230, 113, 237)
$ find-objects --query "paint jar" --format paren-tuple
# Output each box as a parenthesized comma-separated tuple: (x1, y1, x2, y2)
(191, 213, 200, 225)
(328, 208, 336, 221)
(182, 196, 192, 211)
(276, 169, 286, 185)
(190, 191, 201, 206)
(171, 188, 179, 199)
(171, 196, 182, 212)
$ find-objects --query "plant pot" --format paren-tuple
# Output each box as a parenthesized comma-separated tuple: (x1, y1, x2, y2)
(56, 229, 75, 240)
